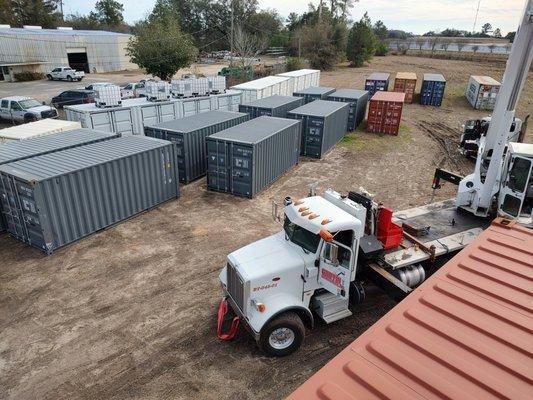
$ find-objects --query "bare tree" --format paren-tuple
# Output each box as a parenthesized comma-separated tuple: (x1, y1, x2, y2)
(416, 37, 426, 53)
(429, 36, 440, 57)
(488, 44, 496, 53)
(457, 42, 465, 53)
(441, 39, 451, 52)
(232, 25, 267, 69)
(471, 44, 479, 60)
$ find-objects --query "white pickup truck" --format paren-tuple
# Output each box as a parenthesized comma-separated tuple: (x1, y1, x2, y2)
(0, 96, 58, 123)
(47, 67, 85, 82)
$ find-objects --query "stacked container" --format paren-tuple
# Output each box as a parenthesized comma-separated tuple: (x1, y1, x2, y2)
(393, 72, 417, 104)
(230, 76, 291, 103)
(94, 83, 122, 107)
(465, 75, 500, 110)
(0, 119, 81, 143)
(144, 110, 248, 183)
(364, 73, 390, 97)
(420, 73, 446, 106)
(206, 116, 301, 198)
(287, 100, 349, 158)
(277, 69, 321, 93)
(293, 87, 336, 104)
(367, 92, 405, 135)
(0, 129, 118, 234)
(145, 81, 172, 102)
(238, 95, 303, 119)
(327, 89, 369, 131)
(0, 136, 179, 254)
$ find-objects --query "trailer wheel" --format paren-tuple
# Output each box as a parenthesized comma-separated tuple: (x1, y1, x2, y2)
(259, 312, 304, 357)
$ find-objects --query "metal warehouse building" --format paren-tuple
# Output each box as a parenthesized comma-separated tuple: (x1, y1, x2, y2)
(0, 25, 136, 81)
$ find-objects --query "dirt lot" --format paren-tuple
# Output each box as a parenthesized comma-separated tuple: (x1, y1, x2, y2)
(1, 55, 531, 400)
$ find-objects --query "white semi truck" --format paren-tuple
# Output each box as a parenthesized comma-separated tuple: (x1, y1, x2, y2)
(217, 0, 533, 356)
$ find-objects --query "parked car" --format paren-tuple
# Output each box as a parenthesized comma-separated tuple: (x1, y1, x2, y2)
(83, 82, 111, 91)
(52, 89, 95, 108)
(47, 67, 85, 82)
(120, 82, 146, 99)
(0, 96, 57, 123)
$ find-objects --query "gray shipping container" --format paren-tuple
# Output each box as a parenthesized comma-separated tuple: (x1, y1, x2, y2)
(293, 86, 336, 104)
(206, 116, 301, 198)
(287, 100, 349, 159)
(327, 89, 369, 131)
(238, 95, 304, 119)
(144, 110, 248, 183)
(0, 128, 117, 233)
(0, 136, 179, 254)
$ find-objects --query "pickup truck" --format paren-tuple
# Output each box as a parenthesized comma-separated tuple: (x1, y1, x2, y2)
(47, 67, 85, 82)
(0, 96, 58, 123)
(120, 82, 146, 99)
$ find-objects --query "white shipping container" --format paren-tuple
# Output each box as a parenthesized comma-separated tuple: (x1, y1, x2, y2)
(465, 75, 501, 110)
(0, 119, 81, 143)
(230, 76, 291, 103)
(145, 81, 172, 101)
(94, 84, 122, 107)
(277, 69, 321, 94)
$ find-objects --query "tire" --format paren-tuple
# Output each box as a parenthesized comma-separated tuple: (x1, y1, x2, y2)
(47, 74, 52, 80)
(67, 75, 73, 82)
(349, 281, 365, 306)
(258, 312, 305, 357)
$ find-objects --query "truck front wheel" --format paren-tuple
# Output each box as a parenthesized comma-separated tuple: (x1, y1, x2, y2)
(67, 75, 73, 82)
(259, 312, 305, 356)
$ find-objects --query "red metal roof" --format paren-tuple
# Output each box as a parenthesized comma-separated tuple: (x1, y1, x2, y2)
(370, 91, 406, 102)
(288, 219, 533, 400)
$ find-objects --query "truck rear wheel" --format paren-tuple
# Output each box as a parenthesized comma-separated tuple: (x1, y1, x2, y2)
(259, 312, 304, 357)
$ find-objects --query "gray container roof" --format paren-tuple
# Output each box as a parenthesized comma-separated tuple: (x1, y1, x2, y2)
(0, 136, 170, 182)
(287, 100, 349, 117)
(145, 110, 247, 133)
(367, 72, 390, 81)
(242, 95, 302, 108)
(208, 116, 300, 145)
(294, 86, 335, 95)
(423, 73, 446, 82)
(329, 89, 369, 100)
(0, 128, 116, 165)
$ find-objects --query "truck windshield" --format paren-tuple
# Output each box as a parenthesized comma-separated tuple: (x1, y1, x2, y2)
(284, 217, 320, 253)
(19, 99, 41, 109)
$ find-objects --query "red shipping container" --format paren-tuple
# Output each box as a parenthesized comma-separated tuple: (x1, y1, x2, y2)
(366, 91, 405, 135)
(393, 72, 417, 103)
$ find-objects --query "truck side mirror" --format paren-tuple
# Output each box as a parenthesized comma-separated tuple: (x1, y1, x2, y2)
(325, 243, 339, 265)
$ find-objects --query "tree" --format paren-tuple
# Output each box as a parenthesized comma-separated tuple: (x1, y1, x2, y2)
(505, 31, 516, 43)
(298, 23, 338, 70)
(346, 16, 377, 67)
(232, 25, 266, 68)
(337, 0, 357, 19)
(95, 0, 124, 27)
(456, 42, 465, 52)
(65, 12, 101, 30)
(429, 36, 440, 57)
(416, 37, 426, 52)
(487, 44, 496, 53)
(127, 6, 198, 80)
(471, 44, 479, 57)
(481, 22, 492, 34)
(493, 28, 502, 38)
(246, 8, 282, 43)
(441, 39, 451, 52)
(373, 20, 388, 40)
(7, 0, 62, 27)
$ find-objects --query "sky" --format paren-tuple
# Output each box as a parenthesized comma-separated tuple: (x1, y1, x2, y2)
(63, 0, 526, 35)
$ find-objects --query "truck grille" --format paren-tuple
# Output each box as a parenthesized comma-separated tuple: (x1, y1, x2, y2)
(226, 262, 245, 312)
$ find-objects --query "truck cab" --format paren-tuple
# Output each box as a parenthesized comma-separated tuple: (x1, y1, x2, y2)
(219, 189, 366, 356)
(47, 67, 84, 82)
(0, 96, 57, 123)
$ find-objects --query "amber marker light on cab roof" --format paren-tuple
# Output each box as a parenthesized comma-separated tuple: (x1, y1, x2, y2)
(319, 229, 334, 242)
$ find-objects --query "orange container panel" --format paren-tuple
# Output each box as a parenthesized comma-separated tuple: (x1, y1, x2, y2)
(394, 72, 417, 103)
(288, 219, 533, 400)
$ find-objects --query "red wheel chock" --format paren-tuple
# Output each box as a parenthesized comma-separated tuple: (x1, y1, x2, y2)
(217, 298, 240, 341)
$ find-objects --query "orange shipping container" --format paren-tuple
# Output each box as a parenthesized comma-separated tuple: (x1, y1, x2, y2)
(288, 219, 533, 400)
(366, 91, 405, 135)
(394, 72, 417, 103)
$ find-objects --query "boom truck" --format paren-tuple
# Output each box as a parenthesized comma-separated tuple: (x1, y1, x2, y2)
(217, 0, 533, 356)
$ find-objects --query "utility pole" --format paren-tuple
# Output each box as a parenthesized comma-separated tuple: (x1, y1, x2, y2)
(58, 0, 64, 19)
(472, 0, 482, 33)
(298, 36, 301, 59)
(318, 0, 323, 20)
(230, 0, 234, 66)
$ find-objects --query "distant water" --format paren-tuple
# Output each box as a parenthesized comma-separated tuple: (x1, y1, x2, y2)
(389, 42, 511, 54)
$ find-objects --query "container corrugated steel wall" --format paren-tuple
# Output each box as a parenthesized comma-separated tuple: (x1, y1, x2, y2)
(364, 72, 390, 97)
(288, 219, 533, 400)
(421, 73, 446, 106)
(206, 116, 301, 198)
(367, 91, 405, 135)
(238, 95, 303, 119)
(293, 87, 336, 104)
(144, 110, 248, 183)
(466, 75, 500, 110)
(393, 72, 417, 104)
(276, 69, 321, 93)
(327, 89, 369, 131)
(0, 136, 179, 253)
(287, 100, 349, 158)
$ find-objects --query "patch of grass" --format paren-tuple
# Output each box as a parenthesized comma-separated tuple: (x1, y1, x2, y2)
(339, 121, 413, 153)
(448, 84, 466, 98)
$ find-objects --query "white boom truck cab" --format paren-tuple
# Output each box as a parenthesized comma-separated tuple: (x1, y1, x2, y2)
(219, 189, 367, 356)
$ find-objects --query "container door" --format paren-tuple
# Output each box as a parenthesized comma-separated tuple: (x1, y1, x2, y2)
(197, 98, 212, 114)
(303, 117, 324, 157)
(164, 133, 186, 182)
(346, 101, 356, 131)
(230, 144, 253, 197)
(217, 95, 229, 110)
(141, 106, 158, 127)
(182, 100, 198, 117)
(90, 111, 114, 132)
(159, 103, 176, 122)
(112, 109, 134, 135)
(207, 139, 230, 191)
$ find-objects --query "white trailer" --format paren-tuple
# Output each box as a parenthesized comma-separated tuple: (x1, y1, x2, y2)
(230, 76, 291, 103)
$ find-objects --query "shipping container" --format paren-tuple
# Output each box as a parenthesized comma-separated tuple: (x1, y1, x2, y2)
(288, 219, 532, 400)
(466, 75, 501, 110)
(293, 86, 336, 104)
(327, 89, 369, 131)
(0, 119, 81, 143)
(230, 76, 291, 103)
(238, 95, 303, 119)
(420, 73, 446, 106)
(65, 91, 243, 136)
(0, 136, 179, 254)
(144, 110, 248, 183)
(393, 72, 417, 103)
(276, 69, 321, 93)
(367, 91, 405, 135)
(364, 72, 390, 97)
(287, 100, 349, 158)
(206, 116, 301, 198)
